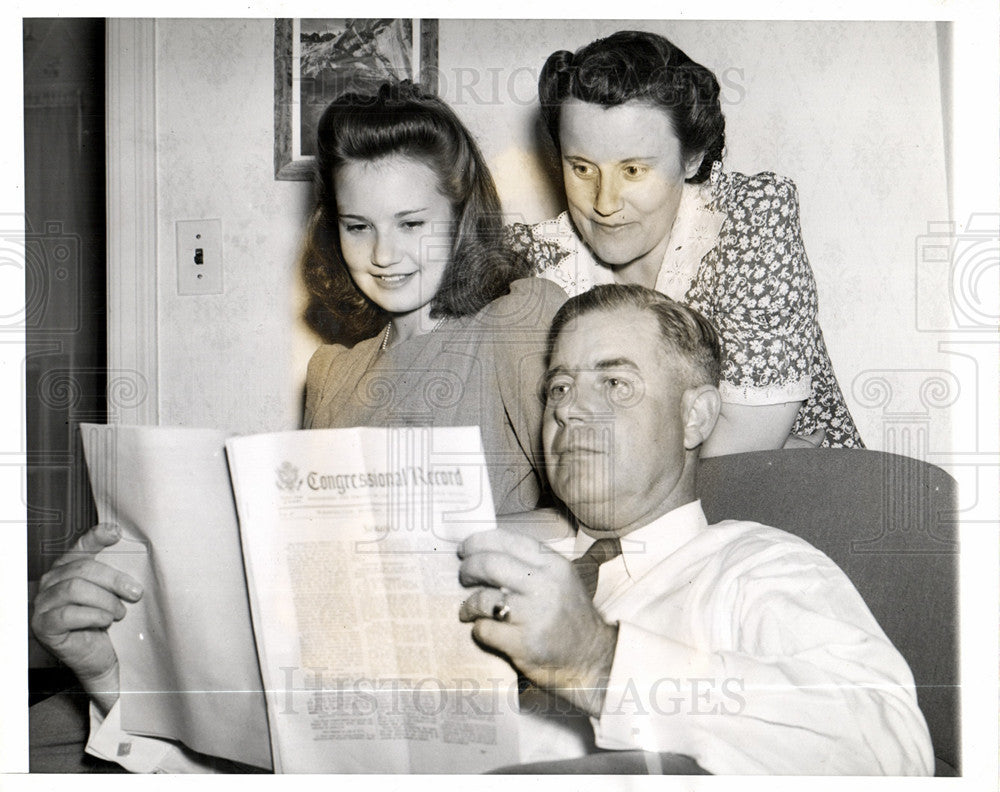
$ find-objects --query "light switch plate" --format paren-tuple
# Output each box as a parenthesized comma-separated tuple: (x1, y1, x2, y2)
(176, 219, 223, 295)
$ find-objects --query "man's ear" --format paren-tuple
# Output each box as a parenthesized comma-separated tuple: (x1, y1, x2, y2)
(683, 150, 705, 180)
(682, 385, 722, 450)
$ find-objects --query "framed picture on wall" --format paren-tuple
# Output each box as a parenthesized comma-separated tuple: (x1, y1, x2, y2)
(274, 18, 440, 181)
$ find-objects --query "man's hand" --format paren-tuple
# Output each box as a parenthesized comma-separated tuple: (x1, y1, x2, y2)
(457, 529, 618, 717)
(31, 523, 143, 714)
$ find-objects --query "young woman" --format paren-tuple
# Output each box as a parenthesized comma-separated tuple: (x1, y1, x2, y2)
(301, 80, 566, 515)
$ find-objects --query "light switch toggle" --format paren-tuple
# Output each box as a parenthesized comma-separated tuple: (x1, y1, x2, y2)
(177, 219, 222, 295)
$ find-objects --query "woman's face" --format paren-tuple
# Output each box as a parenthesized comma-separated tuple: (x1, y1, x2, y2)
(335, 155, 455, 325)
(559, 99, 701, 273)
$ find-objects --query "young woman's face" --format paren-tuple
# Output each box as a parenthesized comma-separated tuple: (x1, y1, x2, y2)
(559, 99, 701, 273)
(335, 155, 455, 326)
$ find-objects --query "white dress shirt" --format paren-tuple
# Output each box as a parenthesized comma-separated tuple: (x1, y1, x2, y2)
(526, 499, 933, 774)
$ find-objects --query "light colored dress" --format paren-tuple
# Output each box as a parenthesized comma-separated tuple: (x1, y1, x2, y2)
(304, 277, 567, 514)
(505, 164, 863, 447)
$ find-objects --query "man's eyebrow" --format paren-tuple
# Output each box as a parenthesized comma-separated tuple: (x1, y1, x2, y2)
(594, 357, 640, 371)
(543, 358, 639, 383)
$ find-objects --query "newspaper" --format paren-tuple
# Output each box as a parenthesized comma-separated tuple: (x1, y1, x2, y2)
(79, 423, 271, 769)
(80, 423, 520, 773)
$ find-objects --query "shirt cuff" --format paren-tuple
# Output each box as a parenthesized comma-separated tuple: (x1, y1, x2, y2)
(86, 700, 213, 773)
(590, 621, 726, 754)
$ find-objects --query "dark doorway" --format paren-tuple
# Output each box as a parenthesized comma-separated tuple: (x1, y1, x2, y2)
(24, 18, 107, 700)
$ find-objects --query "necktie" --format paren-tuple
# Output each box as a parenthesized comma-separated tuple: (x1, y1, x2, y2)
(572, 536, 622, 600)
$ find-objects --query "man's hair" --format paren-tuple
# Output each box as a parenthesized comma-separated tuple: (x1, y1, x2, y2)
(537, 30, 725, 184)
(302, 80, 529, 346)
(547, 284, 722, 388)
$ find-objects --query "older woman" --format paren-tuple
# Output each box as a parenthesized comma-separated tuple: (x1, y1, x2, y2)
(507, 30, 863, 454)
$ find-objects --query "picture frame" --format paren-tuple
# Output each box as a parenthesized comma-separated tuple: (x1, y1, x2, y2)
(273, 18, 440, 181)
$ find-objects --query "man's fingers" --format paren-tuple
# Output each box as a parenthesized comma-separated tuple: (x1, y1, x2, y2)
(51, 523, 122, 568)
(73, 522, 122, 553)
(458, 551, 538, 592)
(39, 558, 143, 604)
(458, 528, 548, 564)
(458, 587, 491, 622)
(470, 616, 520, 657)
(33, 603, 118, 639)
(459, 587, 521, 623)
(34, 575, 129, 623)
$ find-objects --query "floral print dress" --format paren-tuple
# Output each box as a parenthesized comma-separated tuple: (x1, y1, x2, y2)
(504, 164, 863, 447)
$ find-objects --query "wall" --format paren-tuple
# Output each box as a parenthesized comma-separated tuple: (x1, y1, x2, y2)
(153, 19, 956, 454)
(156, 19, 311, 433)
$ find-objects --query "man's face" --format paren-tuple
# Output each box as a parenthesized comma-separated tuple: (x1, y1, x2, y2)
(558, 99, 699, 273)
(542, 307, 692, 535)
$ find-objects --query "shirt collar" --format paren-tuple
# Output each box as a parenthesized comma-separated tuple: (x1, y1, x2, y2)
(571, 499, 709, 580)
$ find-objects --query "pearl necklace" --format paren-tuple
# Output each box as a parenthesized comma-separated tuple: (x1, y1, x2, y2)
(379, 317, 447, 352)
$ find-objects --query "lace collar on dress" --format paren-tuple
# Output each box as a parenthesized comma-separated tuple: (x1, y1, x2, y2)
(653, 161, 729, 300)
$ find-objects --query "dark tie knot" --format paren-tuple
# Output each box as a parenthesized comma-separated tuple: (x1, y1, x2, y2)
(572, 536, 622, 600)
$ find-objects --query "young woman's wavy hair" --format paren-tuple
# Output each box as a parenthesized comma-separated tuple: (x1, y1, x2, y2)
(302, 81, 528, 346)
(538, 30, 725, 184)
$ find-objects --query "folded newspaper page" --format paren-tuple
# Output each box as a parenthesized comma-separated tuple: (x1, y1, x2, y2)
(227, 426, 520, 773)
(79, 423, 272, 769)
(80, 424, 520, 773)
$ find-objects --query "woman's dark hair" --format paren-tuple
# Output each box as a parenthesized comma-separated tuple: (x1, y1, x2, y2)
(303, 81, 528, 346)
(538, 30, 725, 183)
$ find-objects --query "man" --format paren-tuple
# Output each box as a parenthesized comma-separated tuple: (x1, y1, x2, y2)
(31, 285, 932, 774)
(457, 284, 933, 774)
